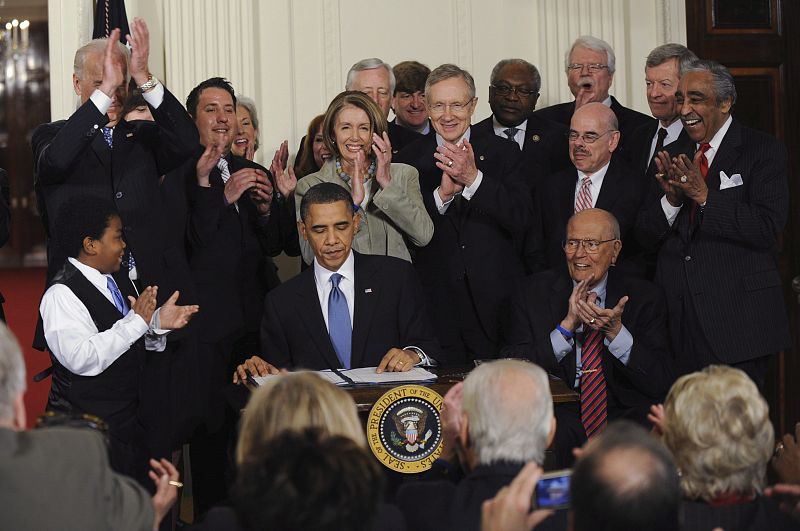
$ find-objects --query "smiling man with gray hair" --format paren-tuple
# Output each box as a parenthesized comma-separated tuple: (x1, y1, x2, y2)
(395, 359, 565, 531)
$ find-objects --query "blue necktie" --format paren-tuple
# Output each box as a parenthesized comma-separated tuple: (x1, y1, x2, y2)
(102, 127, 113, 148)
(106, 276, 130, 315)
(327, 273, 352, 369)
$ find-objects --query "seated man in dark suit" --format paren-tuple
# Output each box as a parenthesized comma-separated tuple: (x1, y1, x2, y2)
(236, 182, 439, 375)
(395, 359, 566, 531)
(533, 103, 646, 274)
(533, 35, 653, 165)
(0, 321, 181, 531)
(503, 208, 674, 466)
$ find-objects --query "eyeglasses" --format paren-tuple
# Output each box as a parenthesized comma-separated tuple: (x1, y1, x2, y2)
(563, 238, 616, 253)
(567, 130, 616, 144)
(428, 99, 475, 115)
(490, 85, 538, 98)
(567, 63, 609, 73)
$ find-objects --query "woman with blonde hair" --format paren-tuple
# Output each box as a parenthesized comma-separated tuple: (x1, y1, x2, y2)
(657, 365, 796, 530)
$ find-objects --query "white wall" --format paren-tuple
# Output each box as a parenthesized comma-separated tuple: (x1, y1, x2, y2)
(48, 0, 686, 167)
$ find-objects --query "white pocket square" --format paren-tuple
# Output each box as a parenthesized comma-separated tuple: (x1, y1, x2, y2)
(719, 171, 744, 190)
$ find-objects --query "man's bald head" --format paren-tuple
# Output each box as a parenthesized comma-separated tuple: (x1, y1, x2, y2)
(568, 102, 620, 175)
(572, 102, 618, 131)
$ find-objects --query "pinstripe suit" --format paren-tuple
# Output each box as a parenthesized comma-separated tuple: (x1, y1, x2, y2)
(636, 119, 790, 376)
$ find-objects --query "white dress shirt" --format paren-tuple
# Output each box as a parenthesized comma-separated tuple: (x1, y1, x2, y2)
(647, 119, 685, 162)
(40, 258, 168, 376)
(661, 115, 733, 225)
(433, 128, 485, 214)
(492, 116, 527, 150)
(574, 161, 611, 208)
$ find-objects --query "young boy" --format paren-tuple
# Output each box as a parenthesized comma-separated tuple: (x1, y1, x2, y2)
(40, 195, 198, 484)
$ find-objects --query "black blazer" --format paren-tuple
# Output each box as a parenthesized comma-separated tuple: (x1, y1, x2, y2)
(395, 128, 532, 364)
(531, 155, 647, 274)
(260, 252, 440, 369)
(395, 462, 568, 531)
(533, 96, 654, 166)
(628, 121, 696, 181)
(388, 120, 424, 153)
(635, 119, 790, 364)
(502, 268, 675, 407)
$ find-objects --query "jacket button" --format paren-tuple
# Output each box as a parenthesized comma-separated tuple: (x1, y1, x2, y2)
(684, 255, 691, 261)
(461, 244, 466, 249)
(115, 191, 123, 199)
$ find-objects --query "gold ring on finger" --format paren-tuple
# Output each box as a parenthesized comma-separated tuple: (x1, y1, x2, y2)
(590, 318, 596, 324)
(447, 159, 453, 167)
(680, 175, 688, 183)
(381, 149, 387, 153)
(655, 173, 664, 178)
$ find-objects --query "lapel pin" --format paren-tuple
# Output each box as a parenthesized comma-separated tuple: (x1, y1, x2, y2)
(479, 155, 485, 161)
(126, 133, 133, 138)
(532, 134, 541, 142)
(365, 288, 373, 293)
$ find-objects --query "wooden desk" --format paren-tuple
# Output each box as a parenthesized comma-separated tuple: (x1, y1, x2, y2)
(347, 367, 578, 413)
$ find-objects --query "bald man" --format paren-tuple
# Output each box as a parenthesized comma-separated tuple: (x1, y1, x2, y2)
(531, 103, 646, 274)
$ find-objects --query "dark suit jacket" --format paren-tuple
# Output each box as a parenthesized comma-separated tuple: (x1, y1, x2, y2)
(502, 268, 675, 407)
(389, 119, 424, 153)
(531, 155, 647, 274)
(636, 119, 790, 364)
(32, 89, 198, 291)
(395, 462, 567, 531)
(628, 120, 696, 181)
(681, 497, 798, 531)
(533, 96, 654, 165)
(473, 114, 571, 183)
(0, 427, 154, 531)
(261, 252, 440, 369)
(394, 128, 532, 363)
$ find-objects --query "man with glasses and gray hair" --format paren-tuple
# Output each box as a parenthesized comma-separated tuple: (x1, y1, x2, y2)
(534, 35, 652, 164)
(503, 208, 674, 467)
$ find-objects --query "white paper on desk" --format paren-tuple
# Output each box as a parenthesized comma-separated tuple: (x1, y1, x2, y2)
(341, 366, 437, 384)
(252, 374, 279, 387)
(253, 370, 349, 387)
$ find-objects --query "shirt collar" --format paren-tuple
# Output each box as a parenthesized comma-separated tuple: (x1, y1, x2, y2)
(662, 119, 684, 141)
(436, 127, 471, 147)
(313, 250, 356, 287)
(698, 115, 733, 152)
(492, 116, 528, 135)
(577, 159, 611, 181)
(68, 257, 114, 293)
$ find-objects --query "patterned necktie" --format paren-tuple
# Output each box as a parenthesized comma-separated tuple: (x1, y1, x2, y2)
(327, 273, 352, 369)
(217, 157, 231, 184)
(575, 176, 593, 212)
(106, 276, 130, 315)
(690, 143, 713, 223)
(503, 127, 519, 147)
(580, 328, 607, 438)
(102, 127, 113, 148)
(646, 127, 668, 176)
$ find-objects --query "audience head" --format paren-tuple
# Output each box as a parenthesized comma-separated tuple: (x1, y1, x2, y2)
(460, 360, 555, 469)
(345, 58, 395, 118)
(564, 208, 621, 289)
(644, 43, 698, 126)
(55, 195, 124, 274)
(571, 421, 681, 531)
(677, 59, 736, 143)
(233, 429, 384, 531)
(489, 59, 541, 127)
(121, 82, 153, 122)
(0, 323, 26, 430)
(569, 102, 619, 174)
(392, 60, 431, 130)
(565, 35, 616, 103)
(73, 38, 130, 126)
(232, 96, 260, 158)
(185, 77, 237, 152)
(296, 114, 331, 178)
(662, 365, 773, 501)
(425, 64, 477, 144)
(321, 91, 388, 171)
(236, 371, 364, 465)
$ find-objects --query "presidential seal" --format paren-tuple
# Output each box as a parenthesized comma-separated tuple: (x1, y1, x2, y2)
(367, 385, 443, 473)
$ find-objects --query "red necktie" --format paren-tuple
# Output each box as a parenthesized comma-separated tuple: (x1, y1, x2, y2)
(580, 329, 607, 438)
(690, 143, 712, 223)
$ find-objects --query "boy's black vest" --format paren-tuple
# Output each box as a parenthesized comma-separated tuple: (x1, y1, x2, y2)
(46, 261, 145, 443)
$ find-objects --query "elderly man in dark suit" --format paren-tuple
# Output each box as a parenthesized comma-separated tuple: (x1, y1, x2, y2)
(395, 63, 532, 365)
(533, 35, 653, 165)
(504, 208, 674, 466)
(637, 59, 790, 388)
(533, 103, 646, 274)
(234, 182, 439, 377)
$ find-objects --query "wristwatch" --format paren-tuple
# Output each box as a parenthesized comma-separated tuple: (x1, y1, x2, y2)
(138, 74, 158, 93)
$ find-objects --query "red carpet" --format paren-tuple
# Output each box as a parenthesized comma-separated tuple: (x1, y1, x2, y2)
(1, 267, 50, 428)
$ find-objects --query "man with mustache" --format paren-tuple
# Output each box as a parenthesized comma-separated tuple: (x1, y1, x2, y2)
(532, 103, 646, 274)
(637, 59, 789, 389)
(534, 35, 652, 165)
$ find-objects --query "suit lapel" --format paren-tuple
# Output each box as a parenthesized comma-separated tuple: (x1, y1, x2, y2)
(297, 269, 343, 369)
(111, 121, 135, 188)
(91, 130, 111, 169)
(595, 159, 622, 212)
(350, 253, 379, 368)
(706, 120, 742, 193)
(550, 273, 577, 388)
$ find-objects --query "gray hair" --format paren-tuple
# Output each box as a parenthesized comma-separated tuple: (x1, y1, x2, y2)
(236, 96, 260, 151)
(462, 360, 553, 465)
(682, 59, 737, 106)
(568, 208, 621, 239)
(0, 322, 25, 422)
(565, 35, 616, 74)
(345, 58, 396, 94)
(490, 59, 541, 94)
(73, 38, 130, 80)
(645, 43, 698, 74)
(425, 63, 477, 100)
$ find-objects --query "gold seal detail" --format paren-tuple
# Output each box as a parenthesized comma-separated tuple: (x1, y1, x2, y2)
(367, 385, 443, 473)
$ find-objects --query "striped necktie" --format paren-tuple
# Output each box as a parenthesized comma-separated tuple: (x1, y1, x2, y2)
(575, 176, 593, 212)
(580, 328, 607, 438)
(106, 276, 130, 315)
